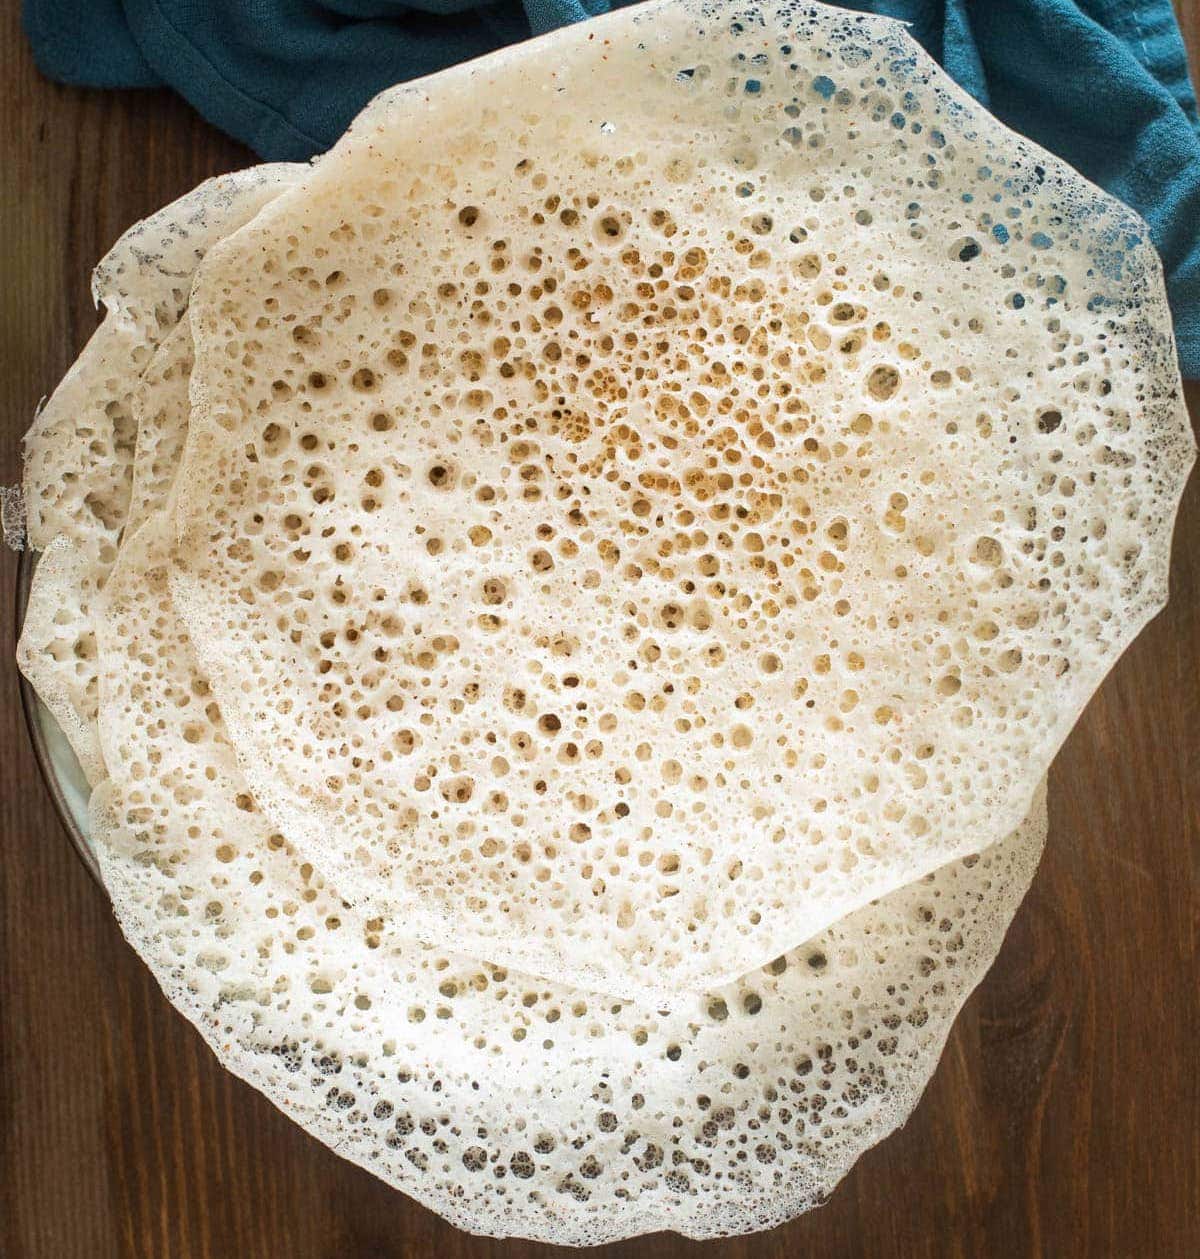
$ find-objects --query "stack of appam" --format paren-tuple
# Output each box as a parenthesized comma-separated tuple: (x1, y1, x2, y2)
(16, 1, 1194, 1242)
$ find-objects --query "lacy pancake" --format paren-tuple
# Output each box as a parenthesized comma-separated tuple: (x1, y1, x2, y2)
(171, 1, 1190, 1000)
(16, 0, 1194, 1242)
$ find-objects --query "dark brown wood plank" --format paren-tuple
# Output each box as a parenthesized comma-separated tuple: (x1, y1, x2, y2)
(2, 6, 1197, 1257)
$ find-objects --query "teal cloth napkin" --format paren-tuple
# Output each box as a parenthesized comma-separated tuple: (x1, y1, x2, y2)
(24, 0, 1200, 376)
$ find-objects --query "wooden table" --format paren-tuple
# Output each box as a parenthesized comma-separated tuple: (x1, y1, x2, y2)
(2, 7, 1197, 1257)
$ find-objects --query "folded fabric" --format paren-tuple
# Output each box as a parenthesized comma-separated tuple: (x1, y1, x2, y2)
(24, 0, 1200, 377)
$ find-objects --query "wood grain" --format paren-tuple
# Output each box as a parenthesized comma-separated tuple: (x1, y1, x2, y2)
(2, 6, 1197, 1257)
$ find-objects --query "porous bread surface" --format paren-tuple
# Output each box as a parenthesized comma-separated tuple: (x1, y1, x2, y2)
(93, 511, 1046, 1243)
(22, 163, 304, 550)
(127, 320, 195, 530)
(17, 534, 106, 782)
(17, 164, 304, 783)
(172, 0, 1193, 1001)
